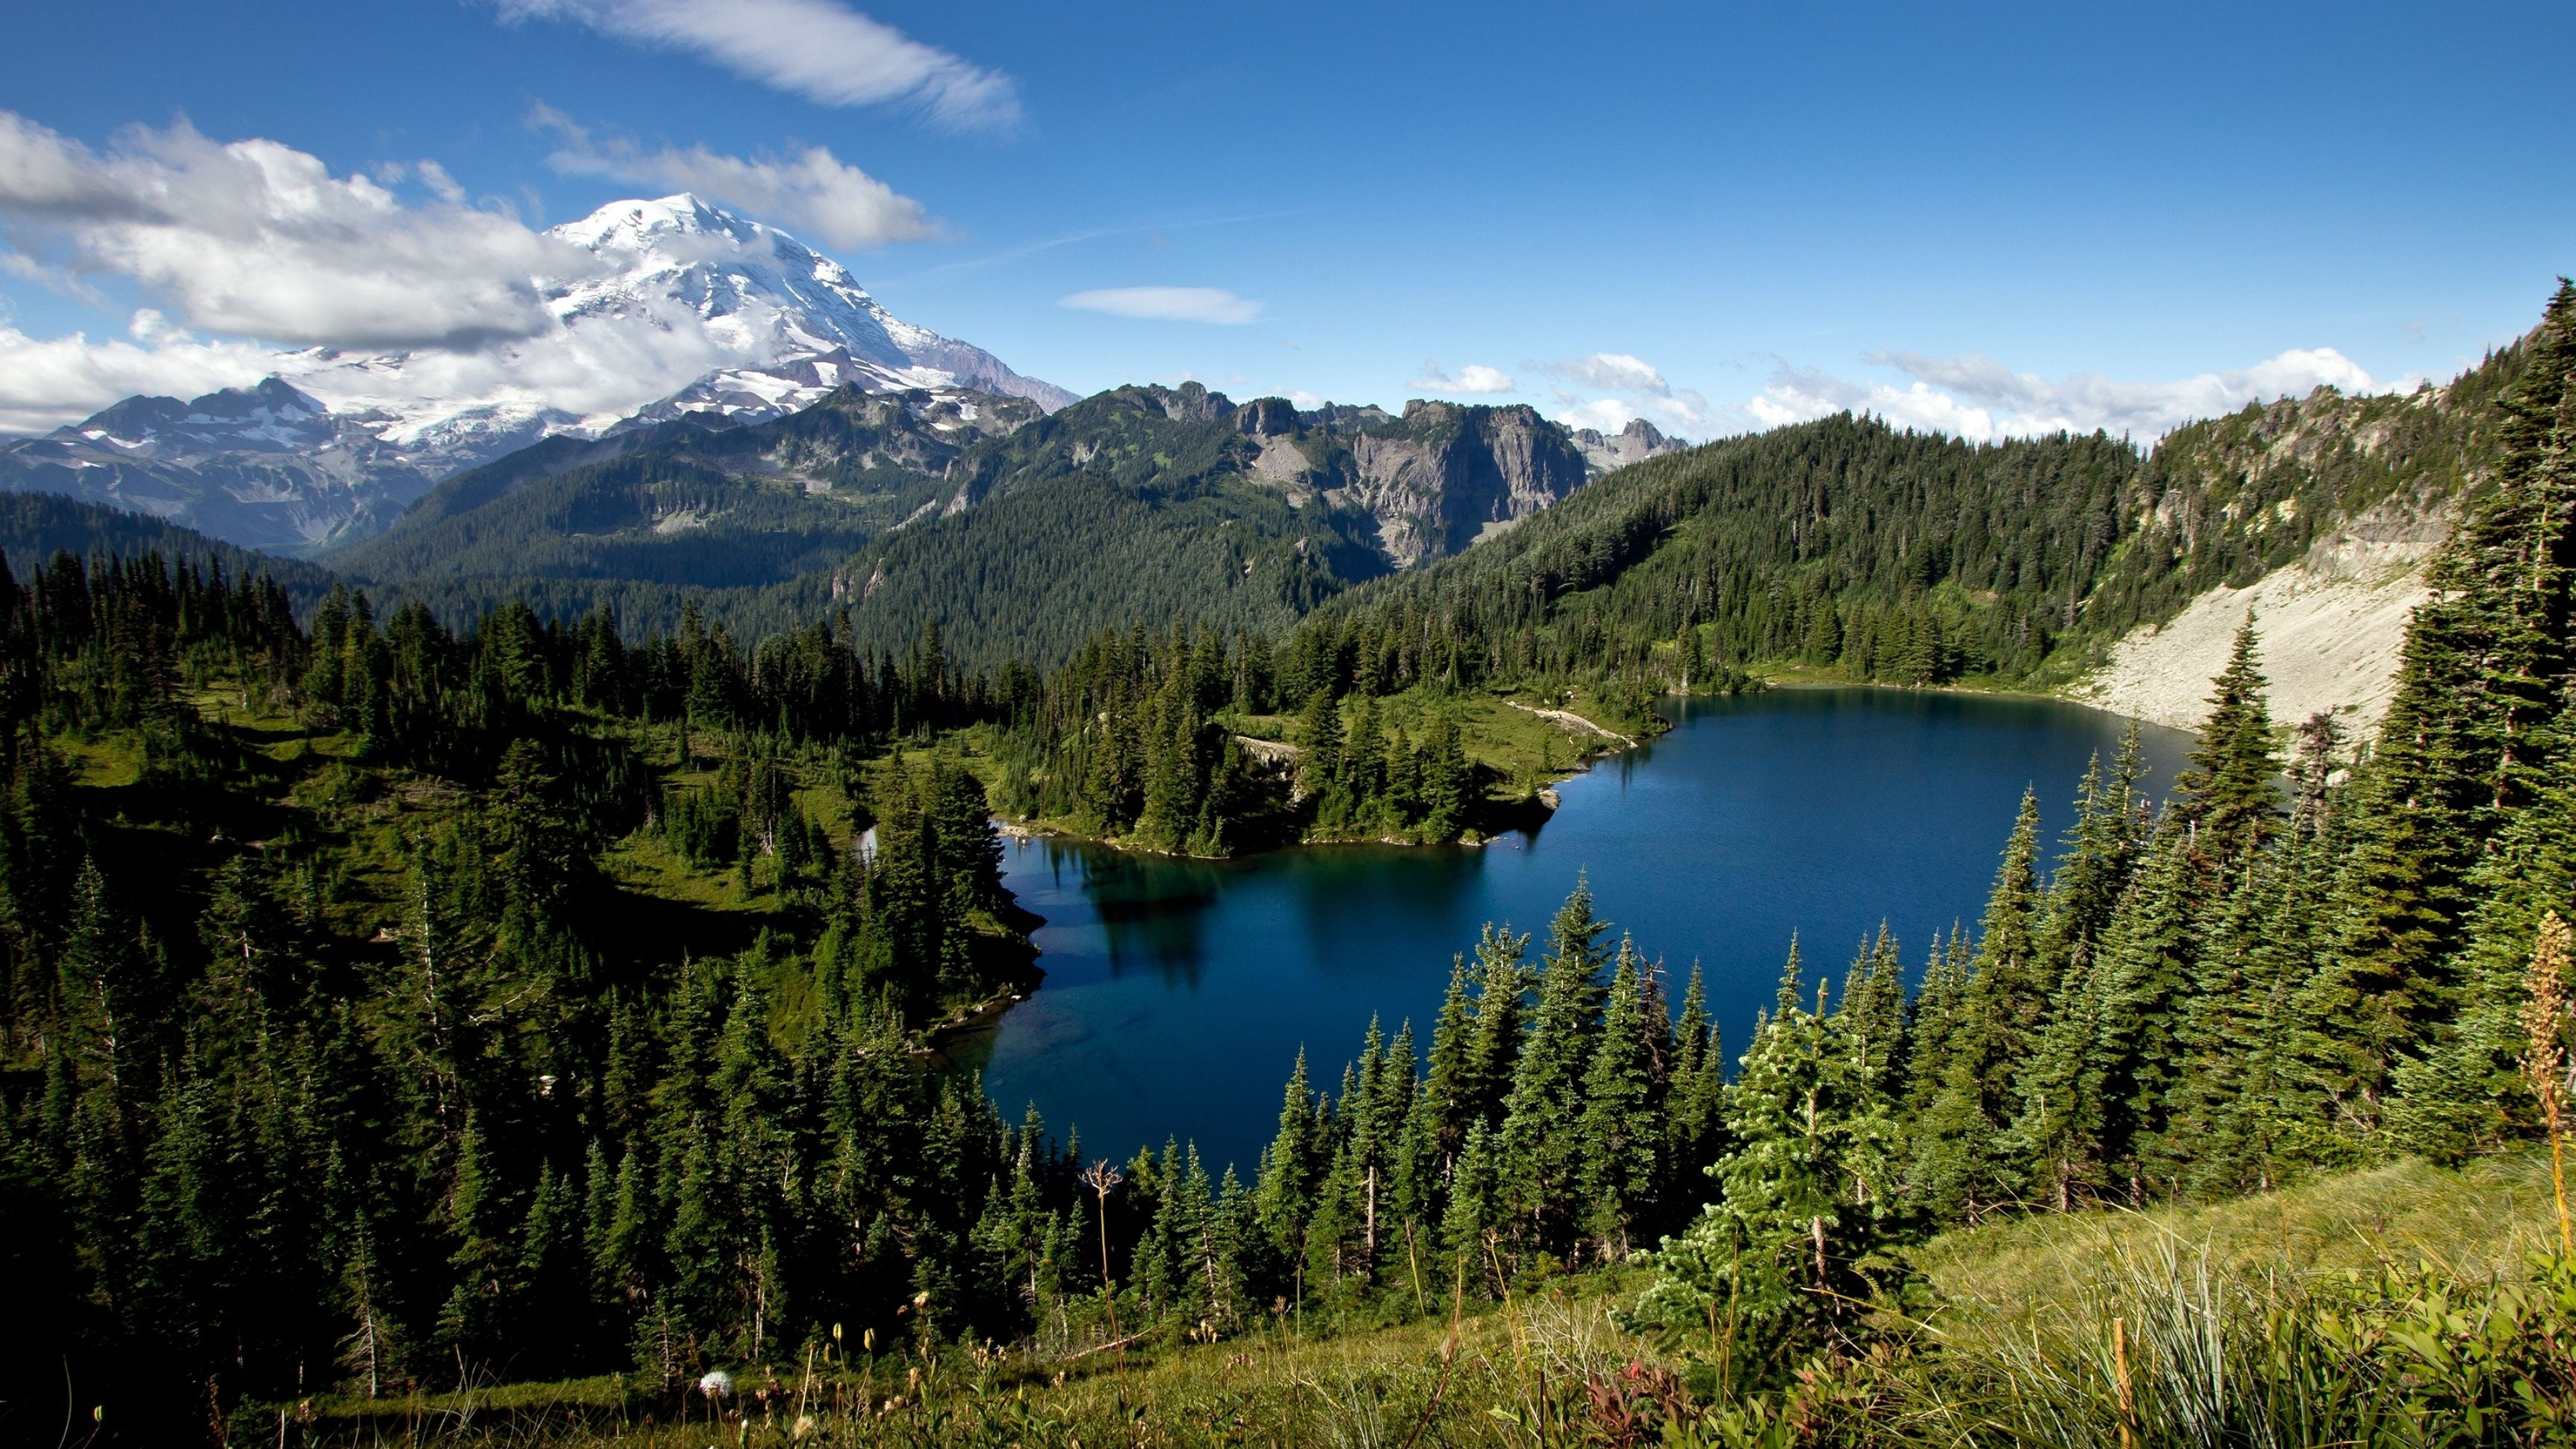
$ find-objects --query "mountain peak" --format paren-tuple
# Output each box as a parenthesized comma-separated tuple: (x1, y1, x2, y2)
(3, 193, 1073, 552)
(550, 193, 754, 250)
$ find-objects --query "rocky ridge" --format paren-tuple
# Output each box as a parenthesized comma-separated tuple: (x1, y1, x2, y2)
(1570, 418, 1685, 474)
(942, 384, 1604, 569)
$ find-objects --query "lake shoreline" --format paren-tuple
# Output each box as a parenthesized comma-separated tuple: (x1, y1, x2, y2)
(950, 680, 2178, 1065)
(1754, 666, 2186, 733)
(958, 688, 2198, 1169)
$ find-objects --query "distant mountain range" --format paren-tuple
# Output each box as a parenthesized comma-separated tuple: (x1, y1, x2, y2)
(0, 188, 1701, 669)
(319, 380, 1653, 667)
(0, 195, 1075, 553)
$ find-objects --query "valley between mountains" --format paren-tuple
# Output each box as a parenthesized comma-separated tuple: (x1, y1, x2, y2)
(2, 174, 2573, 1446)
(0, 192, 2500, 739)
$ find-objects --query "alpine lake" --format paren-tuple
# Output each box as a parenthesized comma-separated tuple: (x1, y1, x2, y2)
(941, 688, 2192, 1176)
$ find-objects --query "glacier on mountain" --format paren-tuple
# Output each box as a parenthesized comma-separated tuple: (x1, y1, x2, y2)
(280, 193, 1074, 452)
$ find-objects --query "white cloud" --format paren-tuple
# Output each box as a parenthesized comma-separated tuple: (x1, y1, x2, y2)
(536, 107, 934, 250)
(1744, 347, 2385, 443)
(415, 160, 468, 205)
(497, 0, 1018, 132)
(1060, 286, 1261, 325)
(0, 110, 593, 350)
(1409, 360, 1516, 394)
(0, 315, 277, 434)
(1866, 347, 2378, 438)
(1537, 351, 1712, 438)
(1741, 364, 2000, 438)
(1547, 352, 1670, 395)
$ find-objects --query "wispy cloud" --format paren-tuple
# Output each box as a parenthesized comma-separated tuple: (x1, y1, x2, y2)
(1538, 352, 1713, 437)
(534, 107, 936, 250)
(1546, 352, 1670, 395)
(881, 208, 1312, 286)
(1061, 286, 1261, 324)
(1744, 347, 2384, 441)
(0, 109, 589, 350)
(496, 0, 1019, 132)
(1409, 360, 1515, 394)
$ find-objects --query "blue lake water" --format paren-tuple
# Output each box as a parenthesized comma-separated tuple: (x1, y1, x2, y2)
(945, 688, 2192, 1176)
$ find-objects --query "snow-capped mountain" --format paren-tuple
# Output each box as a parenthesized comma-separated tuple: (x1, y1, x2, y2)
(0, 195, 1074, 553)
(286, 194, 1074, 448)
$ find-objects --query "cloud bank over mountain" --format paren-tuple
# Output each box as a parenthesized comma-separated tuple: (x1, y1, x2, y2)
(534, 106, 937, 251)
(0, 111, 590, 350)
(0, 111, 1056, 437)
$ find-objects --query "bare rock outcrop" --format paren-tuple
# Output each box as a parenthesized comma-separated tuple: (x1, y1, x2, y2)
(2070, 494, 2449, 732)
(1329, 402, 1591, 565)
(1570, 417, 1686, 474)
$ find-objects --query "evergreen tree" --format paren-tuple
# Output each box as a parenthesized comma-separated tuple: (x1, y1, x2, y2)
(1635, 943, 1882, 1386)
(1907, 790, 2044, 1220)
(2176, 616, 2283, 861)
(1662, 966, 1730, 1221)
(1441, 1118, 1502, 1295)
(1576, 939, 1662, 1260)
(439, 1114, 515, 1370)
(2088, 814, 2201, 1197)
(2392, 722, 2576, 1158)
(1495, 880, 1610, 1259)
(1459, 923, 1532, 1136)
(2310, 290, 2576, 1128)
(1253, 1049, 1324, 1297)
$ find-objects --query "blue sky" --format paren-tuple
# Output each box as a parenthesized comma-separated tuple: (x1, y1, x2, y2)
(0, 0, 2569, 438)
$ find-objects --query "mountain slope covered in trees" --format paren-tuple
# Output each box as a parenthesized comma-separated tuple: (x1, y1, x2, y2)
(331, 384, 1608, 669)
(331, 387, 1044, 589)
(1275, 340, 2521, 707)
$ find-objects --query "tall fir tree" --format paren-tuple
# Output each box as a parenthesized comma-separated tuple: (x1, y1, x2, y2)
(1494, 880, 1611, 1259)
(2176, 616, 2284, 862)
(1576, 939, 1664, 1260)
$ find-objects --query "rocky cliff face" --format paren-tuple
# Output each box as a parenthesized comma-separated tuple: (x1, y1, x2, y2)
(926, 382, 1602, 570)
(1336, 400, 1594, 565)
(1570, 417, 1686, 473)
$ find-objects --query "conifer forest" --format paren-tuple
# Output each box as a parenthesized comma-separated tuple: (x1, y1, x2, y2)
(5, 286, 2576, 1448)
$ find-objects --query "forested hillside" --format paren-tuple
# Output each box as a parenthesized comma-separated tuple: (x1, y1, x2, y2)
(0, 491, 340, 606)
(329, 383, 1603, 670)
(331, 388, 1042, 588)
(0, 541, 1074, 1437)
(1280, 338, 2521, 702)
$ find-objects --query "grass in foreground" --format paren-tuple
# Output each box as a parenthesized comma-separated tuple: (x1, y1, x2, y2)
(266, 1155, 2576, 1448)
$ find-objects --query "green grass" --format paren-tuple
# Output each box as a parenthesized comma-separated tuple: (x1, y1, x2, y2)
(275, 1271, 1663, 1448)
(259, 1157, 2576, 1446)
(599, 830, 778, 912)
(1913, 1152, 2562, 1352)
